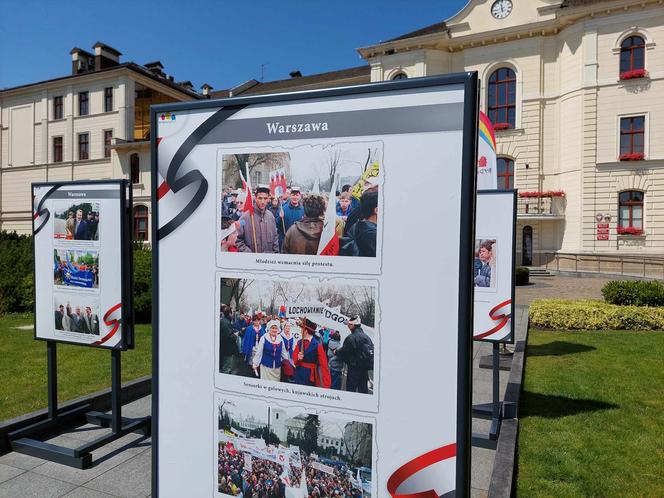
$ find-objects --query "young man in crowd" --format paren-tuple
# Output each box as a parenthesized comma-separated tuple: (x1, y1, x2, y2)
(342, 190, 378, 258)
(281, 194, 325, 255)
(335, 315, 373, 394)
(235, 185, 280, 253)
(279, 186, 304, 244)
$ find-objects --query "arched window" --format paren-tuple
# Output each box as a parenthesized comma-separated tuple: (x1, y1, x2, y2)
(618, 191, 644, 234)
(497, 157, 514, 189)
(130, 153, 140, 184)
(620, 36, 645, 75)
(488, 68, 516, 129)
(391, 72, 408, 80)
(133, 205, 149, 241)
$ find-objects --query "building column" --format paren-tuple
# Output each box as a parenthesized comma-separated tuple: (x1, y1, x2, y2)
(581, 29, 599, 252)
(41, 90, 48, 175)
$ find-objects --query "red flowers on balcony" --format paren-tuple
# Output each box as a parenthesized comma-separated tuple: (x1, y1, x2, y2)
(619, 152, 645, 161)
(619, 69, 648, 80)
(616, 226, 644, 235)
(518, 191, 566, 198)
(493, 122, 512, 131)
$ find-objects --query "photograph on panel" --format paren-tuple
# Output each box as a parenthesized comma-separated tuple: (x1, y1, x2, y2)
(218, 141, 383, 274)
(53, 293, 100, 336)
(53, 201, 100, 241)
(53, 248, 99, 290)
(474, 238, 497, 290)
(218, 274, 377, 397)
(215, 393, 374, 497)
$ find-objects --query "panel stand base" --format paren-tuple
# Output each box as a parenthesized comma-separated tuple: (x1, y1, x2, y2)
(10, 414, 150, 469)
(9, 343, 150, 469)
(472, 343, 503, 450)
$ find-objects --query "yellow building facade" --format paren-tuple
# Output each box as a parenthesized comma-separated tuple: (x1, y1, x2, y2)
(359, 0, 664, 267)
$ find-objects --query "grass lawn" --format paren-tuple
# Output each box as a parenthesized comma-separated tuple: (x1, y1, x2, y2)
(0, 313, 151, 421)
(517, 329, 664, 497)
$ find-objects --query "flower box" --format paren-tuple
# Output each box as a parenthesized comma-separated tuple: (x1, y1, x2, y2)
(616, 226, 644, 236)
(518, 190, 566, 198)
(619, 152, 645, 161)
(493, 122, 512, 131)
(619, 69, 648, 80)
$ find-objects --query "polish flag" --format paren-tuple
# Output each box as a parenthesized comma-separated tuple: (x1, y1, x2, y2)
(238, 163, 254, 215)
(317, 176, 339, 256)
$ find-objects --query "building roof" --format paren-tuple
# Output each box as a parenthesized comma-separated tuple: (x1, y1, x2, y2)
(93, 42, 122, 56)
(0, 61, 201, 98)
(560, 0, 609, 7)
(210, 65, 370, 99)
(385, 20, 448, 42)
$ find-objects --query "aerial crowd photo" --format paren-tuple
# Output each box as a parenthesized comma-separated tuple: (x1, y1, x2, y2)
(218, 275, 377, 397)
(217, 142, 382, 262)
(216, 395, 373, 497)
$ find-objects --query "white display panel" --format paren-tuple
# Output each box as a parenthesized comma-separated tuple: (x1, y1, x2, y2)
(472, 190, 516, 343)
(32, 181, 130, 349)
(153, 76, 477, 497)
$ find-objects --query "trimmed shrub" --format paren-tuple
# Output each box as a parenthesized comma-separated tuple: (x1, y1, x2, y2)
(601, 280, 664, 307)
(0, 231, 33, 313)
(515, 267, 530, 286)
(133, 247, 152, 323)
(529, 299, 664, 330)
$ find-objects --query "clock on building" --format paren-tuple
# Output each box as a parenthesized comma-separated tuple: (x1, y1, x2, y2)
(491, 0, 513, 19)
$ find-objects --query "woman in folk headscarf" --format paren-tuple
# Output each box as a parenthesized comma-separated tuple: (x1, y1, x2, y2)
(252, 320, 293, 382)
(292, 318, 331, 388)
(280, 321, 296, 382)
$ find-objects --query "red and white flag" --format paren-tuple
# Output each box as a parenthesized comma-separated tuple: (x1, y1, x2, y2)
(238, 163, 254, 215)
(317, 176, 339, 256)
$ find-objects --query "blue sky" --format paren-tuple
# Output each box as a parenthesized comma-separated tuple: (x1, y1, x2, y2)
(0, 0, 467, 91)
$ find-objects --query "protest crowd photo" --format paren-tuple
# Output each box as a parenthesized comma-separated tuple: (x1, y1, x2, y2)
(53, 249, 99, 289)
(219, 145, 381, 258)
(219, 277, 376, 396)
(217, 397, 373, 497)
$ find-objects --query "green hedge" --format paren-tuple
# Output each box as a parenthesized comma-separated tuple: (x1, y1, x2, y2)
(602, 280, 664, 307)
(529, 299, 664, 330)
(0, 231, 152, 322)
(0, 232, 34, 314)
(516, 267, 530, 286)
(133, 247, 152, 323)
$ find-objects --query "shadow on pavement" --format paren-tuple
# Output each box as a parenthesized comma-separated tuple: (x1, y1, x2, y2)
(520, 391, 618, 419)
(527, 341, 596, 357)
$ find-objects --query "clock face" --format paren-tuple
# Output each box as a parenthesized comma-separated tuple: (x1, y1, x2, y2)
(491, 0, 513, 19)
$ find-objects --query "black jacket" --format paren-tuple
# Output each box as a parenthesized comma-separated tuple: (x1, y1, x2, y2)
(219, 316, 238, 357)
(337, 327, 374, 369)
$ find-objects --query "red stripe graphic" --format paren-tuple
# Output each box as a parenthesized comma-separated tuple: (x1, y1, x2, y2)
(157, 181, 170, 200)
(93, 303, 122, 346)
(387, 443, 456, 498)
(156, 137, 163, 147)
(474, 299, 512, 339)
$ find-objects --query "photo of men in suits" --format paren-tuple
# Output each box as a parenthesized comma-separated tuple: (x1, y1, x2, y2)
(53, 299, 100, 336)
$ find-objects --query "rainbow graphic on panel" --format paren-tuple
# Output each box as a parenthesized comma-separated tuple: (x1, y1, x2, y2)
(478, 111, 497, 152)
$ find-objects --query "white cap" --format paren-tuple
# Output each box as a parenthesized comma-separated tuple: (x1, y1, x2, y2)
(266, 320, 281, 332)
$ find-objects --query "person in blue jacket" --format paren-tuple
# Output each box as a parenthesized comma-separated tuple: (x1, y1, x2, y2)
(240, 315, 265, 375)
(278, 187, 304, 244)
(474, 240, 494, 288)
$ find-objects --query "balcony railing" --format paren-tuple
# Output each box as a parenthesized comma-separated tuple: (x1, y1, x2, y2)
(517, 196, 564, 217)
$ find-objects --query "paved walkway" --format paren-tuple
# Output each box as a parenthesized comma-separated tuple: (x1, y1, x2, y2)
(0, 275, 612, 498)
